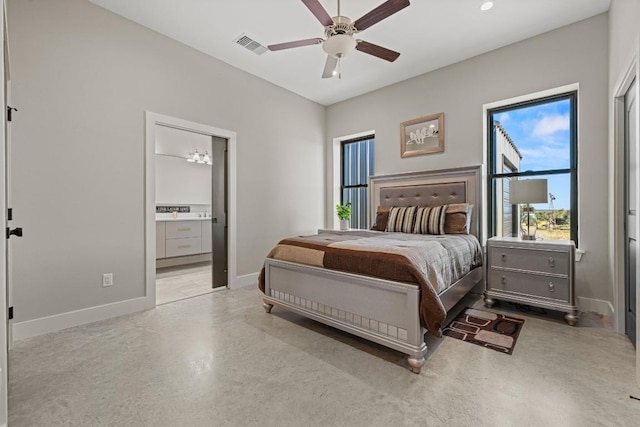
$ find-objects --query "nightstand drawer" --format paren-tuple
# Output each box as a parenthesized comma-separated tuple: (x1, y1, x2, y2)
(489, 246, 569, 276)
(488, 270, 570, 302)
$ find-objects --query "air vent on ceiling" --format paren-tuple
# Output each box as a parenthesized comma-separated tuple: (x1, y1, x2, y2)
(233, 33, 268, 55)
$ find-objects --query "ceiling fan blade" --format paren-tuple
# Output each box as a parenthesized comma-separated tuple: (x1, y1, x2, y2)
(322, 55, 338, 78)
(268, 38, 323, 51)
(301, 0, 334, 26)
(356, 40, 400, 62)
(353, 0, 410, 32)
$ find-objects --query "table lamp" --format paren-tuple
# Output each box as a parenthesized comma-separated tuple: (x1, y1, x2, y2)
(509, 179, 548, 240)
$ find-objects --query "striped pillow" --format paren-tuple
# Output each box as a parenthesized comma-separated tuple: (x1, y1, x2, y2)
(413, 205, 448, 235)
(386, 206, 417, 233)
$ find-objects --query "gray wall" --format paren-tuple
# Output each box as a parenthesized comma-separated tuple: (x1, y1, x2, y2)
(609, 0, 640, 81)
(7, 0, 325, 322)
(326, 14, 610, 303)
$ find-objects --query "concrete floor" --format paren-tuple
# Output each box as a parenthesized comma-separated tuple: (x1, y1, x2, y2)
(8, 288, 640, 426)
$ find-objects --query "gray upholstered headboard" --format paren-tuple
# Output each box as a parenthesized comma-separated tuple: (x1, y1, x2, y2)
(369, 166, 482, 240)
(378, 182, 467, 208)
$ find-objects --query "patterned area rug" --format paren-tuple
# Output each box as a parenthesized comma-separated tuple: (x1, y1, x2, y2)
(443, 308, 525, 354)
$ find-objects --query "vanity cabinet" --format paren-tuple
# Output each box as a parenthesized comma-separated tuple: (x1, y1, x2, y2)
(156, 219, 212, 260)
(165, 221, 202, 257)
(156, 222, 166, 259)
(201, 220, 212, 253)
(166, 221, 201, 239)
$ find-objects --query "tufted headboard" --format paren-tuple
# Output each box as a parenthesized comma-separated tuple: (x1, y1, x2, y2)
(369, 166, 482, 240)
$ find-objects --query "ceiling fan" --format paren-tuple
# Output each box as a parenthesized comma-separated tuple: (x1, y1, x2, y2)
(268, 0, 410, 78)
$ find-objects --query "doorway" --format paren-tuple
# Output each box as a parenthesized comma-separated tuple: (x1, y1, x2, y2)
(144, 112, 237, 307)
(625, 77, 638, 347)
(153, 125, 227, 304)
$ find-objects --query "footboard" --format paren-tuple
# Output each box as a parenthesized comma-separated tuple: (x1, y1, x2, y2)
(262, 258, 428, 373)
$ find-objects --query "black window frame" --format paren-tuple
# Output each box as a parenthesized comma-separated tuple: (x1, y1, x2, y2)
(341, 134, 375, 229)
(487, 91, 578, 245)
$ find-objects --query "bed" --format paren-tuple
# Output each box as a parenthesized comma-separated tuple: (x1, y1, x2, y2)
(259, 166, 484, 373)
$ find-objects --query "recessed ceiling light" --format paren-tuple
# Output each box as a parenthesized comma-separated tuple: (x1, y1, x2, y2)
(481, 1, 494, 11)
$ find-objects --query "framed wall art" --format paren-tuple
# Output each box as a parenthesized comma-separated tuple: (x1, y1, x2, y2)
(400, 112, 444, 158)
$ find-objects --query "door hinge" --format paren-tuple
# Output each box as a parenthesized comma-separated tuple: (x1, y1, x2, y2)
(6, 227, 23, 239)
(8, 307, 13, 320)
(7, 106, 17, 122)
(8, 208, 12, 221)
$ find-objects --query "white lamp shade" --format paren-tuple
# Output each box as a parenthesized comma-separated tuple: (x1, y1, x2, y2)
(509, 179, 548, 204)
(322, 34, 357, 58)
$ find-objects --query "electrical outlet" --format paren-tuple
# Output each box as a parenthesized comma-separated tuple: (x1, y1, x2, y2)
(102, 273, 113, 287)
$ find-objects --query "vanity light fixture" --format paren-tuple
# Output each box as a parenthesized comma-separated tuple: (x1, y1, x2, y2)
(480, 1, 494, 11)
(186, 149, 212, 165)
(187, 149, 200, 163)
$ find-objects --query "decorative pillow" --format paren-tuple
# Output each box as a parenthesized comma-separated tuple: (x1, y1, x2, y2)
(444, 203, 473, 234)
(370, 206, 390, 231)
(413, 205, 447, 235)
(386, 206, 417, 233)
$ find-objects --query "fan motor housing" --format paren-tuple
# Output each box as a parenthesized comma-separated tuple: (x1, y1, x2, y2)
(325, 16, 356, 37)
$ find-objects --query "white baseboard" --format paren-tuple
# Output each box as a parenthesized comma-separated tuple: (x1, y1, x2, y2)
(577, 296, 615, 318)
(13, 296, 154, 341)
(14, 272, 259, 340)
(231, 272, 259, 290)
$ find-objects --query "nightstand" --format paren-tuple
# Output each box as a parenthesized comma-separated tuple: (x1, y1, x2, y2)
(484, 237, 578, 326)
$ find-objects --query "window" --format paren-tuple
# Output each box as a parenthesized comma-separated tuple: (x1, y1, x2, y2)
(488, 91, 577, 244)
(341, 135, 375, 229)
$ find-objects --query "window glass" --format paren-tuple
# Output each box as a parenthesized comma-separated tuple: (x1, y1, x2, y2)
(494, 99, 571, 172)
(488, 93, 576, 244)
(341, 137, 375, 229)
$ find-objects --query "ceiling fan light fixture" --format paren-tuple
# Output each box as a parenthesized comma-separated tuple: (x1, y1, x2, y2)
(323, 34, 357, 58)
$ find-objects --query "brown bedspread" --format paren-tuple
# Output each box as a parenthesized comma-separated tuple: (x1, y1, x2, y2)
(259, 231, 483, 337)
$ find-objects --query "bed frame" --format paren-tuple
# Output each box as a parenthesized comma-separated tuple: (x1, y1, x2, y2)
(262, 166, 483, 374)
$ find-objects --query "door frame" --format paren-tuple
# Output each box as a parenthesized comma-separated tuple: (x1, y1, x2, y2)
(145, 112, 238, 306)
(0, 0, 8, 422)
(623, 76, 638, 348)
(613, 42, 640, 338)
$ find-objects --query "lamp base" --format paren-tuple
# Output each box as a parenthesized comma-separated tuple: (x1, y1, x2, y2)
(519, 205, 538, 241)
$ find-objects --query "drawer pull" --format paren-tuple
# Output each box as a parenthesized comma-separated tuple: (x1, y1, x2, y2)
(177, 245, 192, 249)
(501, 275, 507, 285)
(548, 282, 555, 292)
(501, 253, 507, 262)
(177, 228, 191, 232)
(548, 257, 555, 267)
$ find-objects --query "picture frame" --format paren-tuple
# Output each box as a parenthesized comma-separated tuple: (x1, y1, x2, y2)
(400, 112, 444, 158)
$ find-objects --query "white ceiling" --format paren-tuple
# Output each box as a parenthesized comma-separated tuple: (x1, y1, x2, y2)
(88, 0, 611, 106)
